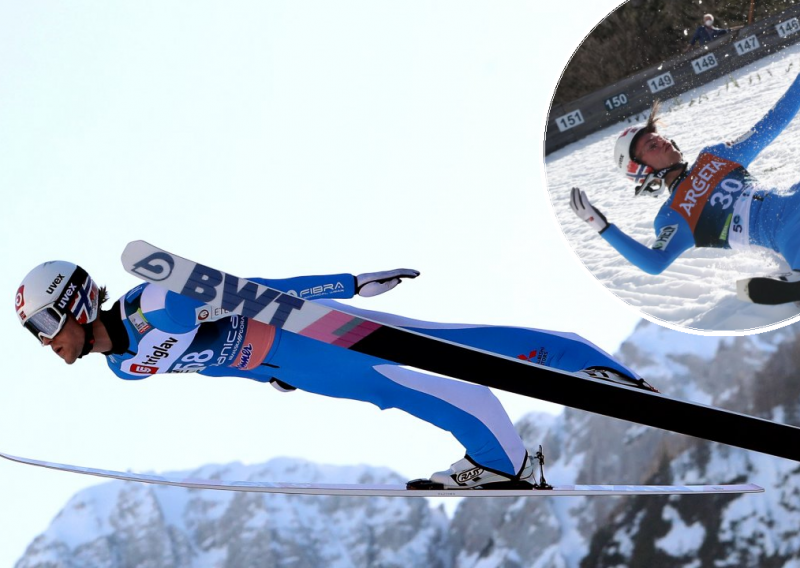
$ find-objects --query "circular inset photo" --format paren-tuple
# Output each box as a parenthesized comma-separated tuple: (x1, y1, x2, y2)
(545, 1, 800, 334)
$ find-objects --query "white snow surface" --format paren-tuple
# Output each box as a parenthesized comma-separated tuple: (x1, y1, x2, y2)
(546, 43, 800, 333)
(655, 505, 706, 557)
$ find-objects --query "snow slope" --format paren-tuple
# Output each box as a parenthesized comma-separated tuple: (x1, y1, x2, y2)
(546, 42, 800, 333)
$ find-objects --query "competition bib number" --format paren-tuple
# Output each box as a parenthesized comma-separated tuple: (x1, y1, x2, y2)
(708, 178, 743, 210)
(172, 350, 215, 373)
(670, 154, 741, 231)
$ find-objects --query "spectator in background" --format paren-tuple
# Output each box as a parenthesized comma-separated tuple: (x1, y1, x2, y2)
(685, 14, 733, 51)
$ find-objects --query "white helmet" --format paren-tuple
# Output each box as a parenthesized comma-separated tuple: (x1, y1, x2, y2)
(614, 125, 685, 197)
(614, 126, 654, 184)
(16, 261, 100, 342)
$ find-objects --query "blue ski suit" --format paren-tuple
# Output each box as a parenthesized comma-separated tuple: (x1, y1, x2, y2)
(102, 273, 637, 475)
(602, 72, 800, 275)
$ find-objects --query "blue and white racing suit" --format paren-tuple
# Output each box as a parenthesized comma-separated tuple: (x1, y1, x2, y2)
(102, 273, 637, 475)
(602, 72, 800, 275)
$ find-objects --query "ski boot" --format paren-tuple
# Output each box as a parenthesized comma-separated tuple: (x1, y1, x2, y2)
(407, 446, 552, 490)
(578, 366, 659, 393)
(736, 271, 800, 305)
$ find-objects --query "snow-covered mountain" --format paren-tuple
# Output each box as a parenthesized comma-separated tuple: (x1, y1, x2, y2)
(449, 320, 800, 568)
(15, 460, 451, 568)
(15, 321, 800, 568)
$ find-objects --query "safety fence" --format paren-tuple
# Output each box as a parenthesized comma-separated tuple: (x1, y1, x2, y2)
(545, 5, 800, 155)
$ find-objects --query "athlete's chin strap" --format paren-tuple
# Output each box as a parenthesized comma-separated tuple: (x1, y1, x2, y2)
(635, 162, 687, 197)
(634, 139, 687, 197)
(666, 162, 688, 193)
(78, 323, 95, 359)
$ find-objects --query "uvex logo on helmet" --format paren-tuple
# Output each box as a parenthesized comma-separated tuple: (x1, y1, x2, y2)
(57, 283, 78, 311)
(46, 274, 65, 295)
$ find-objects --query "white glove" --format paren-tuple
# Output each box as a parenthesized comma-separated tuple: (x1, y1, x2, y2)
(570, 187, 609, 233)
(356, 268, 420, 297)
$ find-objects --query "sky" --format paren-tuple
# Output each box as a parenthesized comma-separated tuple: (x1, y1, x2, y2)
(0, 1, 642, 565)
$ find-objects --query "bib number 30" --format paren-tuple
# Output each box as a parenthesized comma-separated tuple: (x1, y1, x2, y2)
(709, 179, 743, 210)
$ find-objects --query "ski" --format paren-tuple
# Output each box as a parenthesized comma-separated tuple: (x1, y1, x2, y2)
(0, 451, 763, 497)
(737, 272, 800, 305)
(121, 240, 800, 462)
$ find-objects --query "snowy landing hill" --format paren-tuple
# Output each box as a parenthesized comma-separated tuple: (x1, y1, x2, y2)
(15, 321, 800, 568)
(546, 42, 800, 333)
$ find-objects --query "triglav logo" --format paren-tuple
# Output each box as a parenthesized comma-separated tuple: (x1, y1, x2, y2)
(132, 252, 175, 282)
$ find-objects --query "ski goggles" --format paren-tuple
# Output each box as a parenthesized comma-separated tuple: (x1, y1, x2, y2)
(23, 305, 68, 343)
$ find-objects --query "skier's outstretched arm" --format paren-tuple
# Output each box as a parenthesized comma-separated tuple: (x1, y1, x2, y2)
(717, 71, 800, 166)
(601, 223, 693, 275)
(570, 188, 693, 275)
(250, 269, 420, 300)
(141, 270, 420, 333)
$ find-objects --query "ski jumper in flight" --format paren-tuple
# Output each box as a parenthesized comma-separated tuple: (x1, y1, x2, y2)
(16, 261, 639, 489)
(570, 71, 800, 305)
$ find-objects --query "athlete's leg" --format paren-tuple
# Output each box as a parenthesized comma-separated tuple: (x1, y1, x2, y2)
(314, 299, 638, 378)
(737, 189, 800, 304)
(775, 190, 800, 269)
(264, 331, 526, 475)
